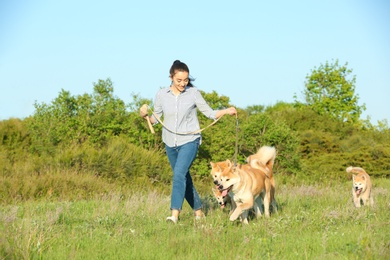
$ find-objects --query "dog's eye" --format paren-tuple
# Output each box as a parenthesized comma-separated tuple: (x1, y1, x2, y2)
(226, 179, 230, 181)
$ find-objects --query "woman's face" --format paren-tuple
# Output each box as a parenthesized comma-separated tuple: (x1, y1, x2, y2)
(170, 71, 189, 93)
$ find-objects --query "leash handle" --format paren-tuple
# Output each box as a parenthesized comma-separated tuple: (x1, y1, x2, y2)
(146, 116, 155, 134)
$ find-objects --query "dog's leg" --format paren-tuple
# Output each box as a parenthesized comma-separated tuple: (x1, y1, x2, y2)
(362, 194, 368, 206)
(270, 177, 278, 213)
(230, 199, 254, 222)
(254, 196, 263, 218)
(362, 193, 372, 206)
(230, 205, 243, 221)
(264, 194, 270, 217)
(240, 210, 249, 224)
(229, 195, 237, 215)
(354, 199, 361, 207)
(264, 180, 271, 217)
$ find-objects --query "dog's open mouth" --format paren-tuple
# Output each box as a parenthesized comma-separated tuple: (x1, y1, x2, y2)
(220, 185, 232, 197)
(355, 188, 362, 195)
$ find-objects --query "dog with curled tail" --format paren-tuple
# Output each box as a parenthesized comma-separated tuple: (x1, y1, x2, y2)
(346, 166, 374, 207)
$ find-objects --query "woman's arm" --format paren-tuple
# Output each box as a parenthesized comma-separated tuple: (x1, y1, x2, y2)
(194, 88, 237, 119)
(216, 107, 237, 118)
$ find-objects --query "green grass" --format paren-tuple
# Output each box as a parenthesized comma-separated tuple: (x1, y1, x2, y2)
(1, 176, 389, 259)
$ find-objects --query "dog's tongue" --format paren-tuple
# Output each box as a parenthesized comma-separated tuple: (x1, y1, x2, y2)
(220, 204, 225, 209)
(356, 189, 361, 195)
(221, 189, 228, 197)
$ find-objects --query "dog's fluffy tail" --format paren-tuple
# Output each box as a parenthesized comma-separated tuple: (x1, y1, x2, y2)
(248, 146, 276, 178)
(346, 166, 367, 175)
(255, 146, 276, 170)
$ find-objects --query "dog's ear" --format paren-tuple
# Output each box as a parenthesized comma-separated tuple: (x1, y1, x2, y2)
(361, 175, 366, 180)
(225, 159, 232, 168)
(210, 162, 215, 167)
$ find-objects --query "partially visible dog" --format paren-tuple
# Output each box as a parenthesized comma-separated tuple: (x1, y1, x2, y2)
(246, 146, 278, 212)
(210, 161, 224, 186)
(213, 145, 276, 223)
(211, 186, 236, 213)
(346, 166, 374, 207)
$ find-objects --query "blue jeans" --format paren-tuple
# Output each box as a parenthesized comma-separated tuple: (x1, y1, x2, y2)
(165, 138, 202, 211)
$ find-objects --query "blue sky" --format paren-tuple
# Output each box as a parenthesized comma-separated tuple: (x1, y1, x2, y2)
(1, 0, 389, 124)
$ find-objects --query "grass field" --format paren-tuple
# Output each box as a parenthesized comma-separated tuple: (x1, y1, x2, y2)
(1, 176, 389, 259)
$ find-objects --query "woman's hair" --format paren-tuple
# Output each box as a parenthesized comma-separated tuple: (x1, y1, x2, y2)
(169, 60, 194, 87)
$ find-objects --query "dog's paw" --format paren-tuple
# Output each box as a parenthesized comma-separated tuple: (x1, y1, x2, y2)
(229, 212, 240, 222)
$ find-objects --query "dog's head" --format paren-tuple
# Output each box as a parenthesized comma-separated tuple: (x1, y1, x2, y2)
(212, 187, 229, 209)
(352, 174, 367, 195)
(218, 159, 240, 192)
(210, 161, 229, 186)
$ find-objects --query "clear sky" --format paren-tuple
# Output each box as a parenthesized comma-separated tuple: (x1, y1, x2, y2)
(1, 0, 389, 124)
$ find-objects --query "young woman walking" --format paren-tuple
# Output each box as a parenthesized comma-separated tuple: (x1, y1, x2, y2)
(140, 60, 237, 223)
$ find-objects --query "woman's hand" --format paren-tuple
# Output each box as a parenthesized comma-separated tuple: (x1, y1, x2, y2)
(216, 107, 237, 118)
(225, 107, 237, 116)
(139, 104, 149, 119)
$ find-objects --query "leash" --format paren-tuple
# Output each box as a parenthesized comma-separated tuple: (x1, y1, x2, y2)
(146, 105, 223, 135)
(233, 114, 239, 167)
(144, 104, 240, 165)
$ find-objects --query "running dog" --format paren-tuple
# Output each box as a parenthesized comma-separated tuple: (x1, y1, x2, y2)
(213, 145, 276, 223)
(210, 161, 263, 223)
(246, 146, 278, 212)
(346, 166, 374, 207)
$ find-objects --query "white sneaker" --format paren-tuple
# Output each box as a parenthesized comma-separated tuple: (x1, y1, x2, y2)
(195, 215, 205, 221)
(166, 216, 178, 224)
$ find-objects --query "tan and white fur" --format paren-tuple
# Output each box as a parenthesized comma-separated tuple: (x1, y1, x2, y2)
(211, 162, 248, 219)
(346, 166, 373, 207)
(210, 161, 263, 224)
(211, 187, 236, 213)
(246, 146, 278, 212)
(213, 145, 276, 224)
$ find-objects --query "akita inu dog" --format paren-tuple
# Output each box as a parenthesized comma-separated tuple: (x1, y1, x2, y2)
(210, 161, 225, 186)
(213, 146, 276, 223)
(246, 146, 278, 212)
(211, 186, 236, 213)
(210, 162, 263, 224)
(211, 163, 256, 221)
(346, 166, 374, 207)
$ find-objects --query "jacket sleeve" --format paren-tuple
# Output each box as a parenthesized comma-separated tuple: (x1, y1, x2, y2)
(151, 89, 164, 125)
(194, 88, 218, 120)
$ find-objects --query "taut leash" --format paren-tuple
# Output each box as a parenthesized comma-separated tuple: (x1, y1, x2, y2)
(233, 114, 239, 167)
(146, 105, 223, 135)
(143, 104, 240, 164)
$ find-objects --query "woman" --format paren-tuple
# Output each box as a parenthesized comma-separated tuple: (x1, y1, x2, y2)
(140, 60, 237, 223)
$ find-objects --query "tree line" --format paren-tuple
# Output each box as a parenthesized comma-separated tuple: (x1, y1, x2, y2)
(1, 60, 389, 188)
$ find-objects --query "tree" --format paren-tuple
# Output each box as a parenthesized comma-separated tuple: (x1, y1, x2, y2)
(27, 78, 133, 152)
(300, 60, 365, 124)
(245, 105, 265, 115)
